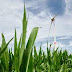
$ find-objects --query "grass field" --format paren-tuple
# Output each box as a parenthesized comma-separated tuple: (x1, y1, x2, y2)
(0, 6, 72, 72)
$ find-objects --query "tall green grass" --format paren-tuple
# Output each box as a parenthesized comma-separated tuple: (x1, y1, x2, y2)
(33, 45, 72, 72)
(0, 5, 72, 72)
(0, 5, 38, 72)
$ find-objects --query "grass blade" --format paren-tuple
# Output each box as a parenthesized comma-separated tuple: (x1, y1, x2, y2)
(21, 27, 39, 72)
(19, 5, 27, 67)
(0, 37, 14, 56)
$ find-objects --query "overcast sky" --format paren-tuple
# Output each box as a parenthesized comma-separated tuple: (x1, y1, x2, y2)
(0, 0, 72, 43)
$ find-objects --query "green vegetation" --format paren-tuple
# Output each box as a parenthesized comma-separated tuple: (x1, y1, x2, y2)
(33, 45, 72, 72)
(0, 6, 38, 72)
(0, 5, 72, 72)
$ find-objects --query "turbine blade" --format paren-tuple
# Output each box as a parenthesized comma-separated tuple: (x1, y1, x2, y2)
(48, 11, 52, 19)
(54, 10, 60, 18)
(53, 14, 57, 19)
(48, 21, 52, 35)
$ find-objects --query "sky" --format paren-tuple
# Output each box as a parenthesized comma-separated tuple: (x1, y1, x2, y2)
(0, 0, 72, 45)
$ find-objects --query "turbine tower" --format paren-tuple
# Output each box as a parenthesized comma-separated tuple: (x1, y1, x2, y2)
(48, 13, 57, 49)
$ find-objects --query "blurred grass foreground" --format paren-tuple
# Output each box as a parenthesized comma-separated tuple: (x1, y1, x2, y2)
(0, 5, 72, 72)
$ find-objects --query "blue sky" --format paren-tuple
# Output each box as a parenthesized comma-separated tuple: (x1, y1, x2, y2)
(25, 0, 72, 39)
(26, 0, 66, 15)
(0, 0, 72, 43)
(47, 0, 66, 15)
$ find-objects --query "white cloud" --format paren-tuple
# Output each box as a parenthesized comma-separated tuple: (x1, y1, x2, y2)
(0, 0, 72, 44)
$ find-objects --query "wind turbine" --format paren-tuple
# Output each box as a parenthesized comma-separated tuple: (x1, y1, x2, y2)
(48, 12, 58, 49)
